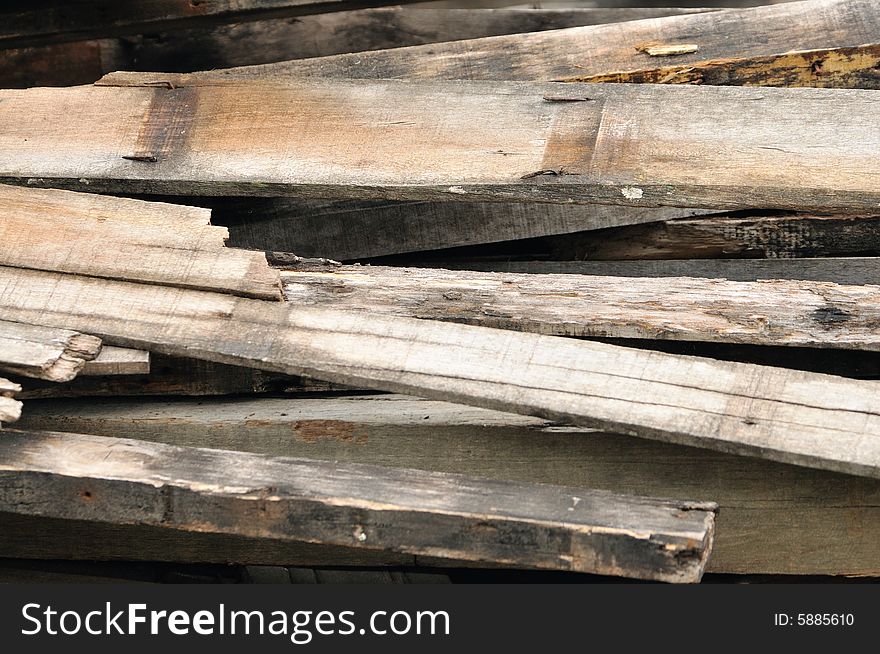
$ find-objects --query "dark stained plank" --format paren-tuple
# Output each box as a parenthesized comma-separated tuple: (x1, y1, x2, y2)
(14, 392, 880, 576)
(4, 265, 880, 479)
(5, 80, 880, 212)
(212, 197, 713, 260)
(137, 0, 880, 89)
(429, 257, 880, 285)
(0, 429, 717, 581)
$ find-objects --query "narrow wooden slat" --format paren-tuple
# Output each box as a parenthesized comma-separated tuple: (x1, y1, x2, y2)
(280, 264, 880, 348)
(0, 378, 22, 425)
(0, 320, 102, 382)
(0, 0, 419, 48)
(0, 429, 717, 581)
(131, 0, 880, 89)
(15, 393, 880, 576)
(214, 197, 713, 260)
(0, 7, 715, 87)
(443, 257, 880, 285)
(0, 186, 282, 300)
(3, 265, 880, 478)
(4, 81, 880, 212)
(81, 347, 150, 376)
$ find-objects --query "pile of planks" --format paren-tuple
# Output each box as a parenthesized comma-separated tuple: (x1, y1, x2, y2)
(1, 0, 879, 584)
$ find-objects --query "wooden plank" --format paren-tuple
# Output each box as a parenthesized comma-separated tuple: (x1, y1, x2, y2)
(0, 185, 282, 300)
(0, 7, 715, 87)
(0, 378, 21, 425)
(0, 429, 717, 581)
(440, 257, 880, 285)
(135, 0, 880, 89)
(0, 320, 102, 382)
(80, 347, 150, 376)
(280, 264, 880, 348)
(3, 266, 880, 479)
(213, 197, 714, 261)
(15, 393, 880, 576)
(0, 1, 420, 49)
(493, 212, 880, 262)
(6, 81, 880, 212)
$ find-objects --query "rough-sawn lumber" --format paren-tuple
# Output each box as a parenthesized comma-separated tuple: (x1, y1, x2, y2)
(0, 429, 717, 582)
(280, 264, 880, 347)
(3, 265, 880, 479)
(128, 0, 880, 89)
(4, 80, 880, 212)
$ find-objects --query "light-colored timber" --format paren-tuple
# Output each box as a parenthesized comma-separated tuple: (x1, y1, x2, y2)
(4, 81, 880, 212)
(0, 320, 102, 382)
(3, 265, 880, 478)
(80, 347, 150, 376)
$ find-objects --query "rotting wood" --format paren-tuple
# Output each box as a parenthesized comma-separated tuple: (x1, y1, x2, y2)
(0, 185, 282, 301)
(0, 378, 22, 425)
(4, 266, 880, 478)
(392, 212, 880, 264)
(211, 197, 714, 261)
(279, 264, 880, 348)
(15, 392, 880, 576)
(81, 347, 150, 377)
(5, 81, 880, 212)
(0, 320, 102, 382)
(123, 0, 880, 89)
(0, 429, 717, 582)
(438, 257, 880, 285)
(0, 7, 715, 87)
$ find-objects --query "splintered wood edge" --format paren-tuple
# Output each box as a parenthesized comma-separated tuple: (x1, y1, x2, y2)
(81, 346, 151, 376)
(0, 429, 717, 582)
(0, 329, 102, 383)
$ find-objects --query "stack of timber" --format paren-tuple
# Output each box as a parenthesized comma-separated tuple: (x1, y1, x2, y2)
(2, 0, 880, 584)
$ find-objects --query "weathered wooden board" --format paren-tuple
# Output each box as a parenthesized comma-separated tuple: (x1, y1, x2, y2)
(443, 257, 880, 285)
(0, 429, 717, 581)
(3, 266, 880, 479)
(0, 7, 714, 87)
(0, 0, 419, 48)
(80, 347, 150, 376)
(0, 185, 281, 300)
(0, 320, 101, 382)
(136, 0, 880, 89)
(6, 81, 880, 212)
(15, 393, 880, 576)
(213, 197, 713, 260)
(0, 378, 22, 425)
(280, 264, 880, 348)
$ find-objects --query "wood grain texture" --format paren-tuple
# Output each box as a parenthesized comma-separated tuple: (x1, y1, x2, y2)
(213, 197, 713, 260)
(0, 0, 419, 48)
(0, 378, 22, 425)
(6, 81, 880, 212)
(280, 265, 880, 348)
(0, 185, 281, 300)
(446, 257, 880, 285)
(80, 347, 150, 376)
(138, 0, 880, 88)
(0, 320, 102, 382)
(4, 265, 880, 478)
(0, 7, 714, 87)
(16, 393, 880, 576)
(0, 429, 717, 581)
